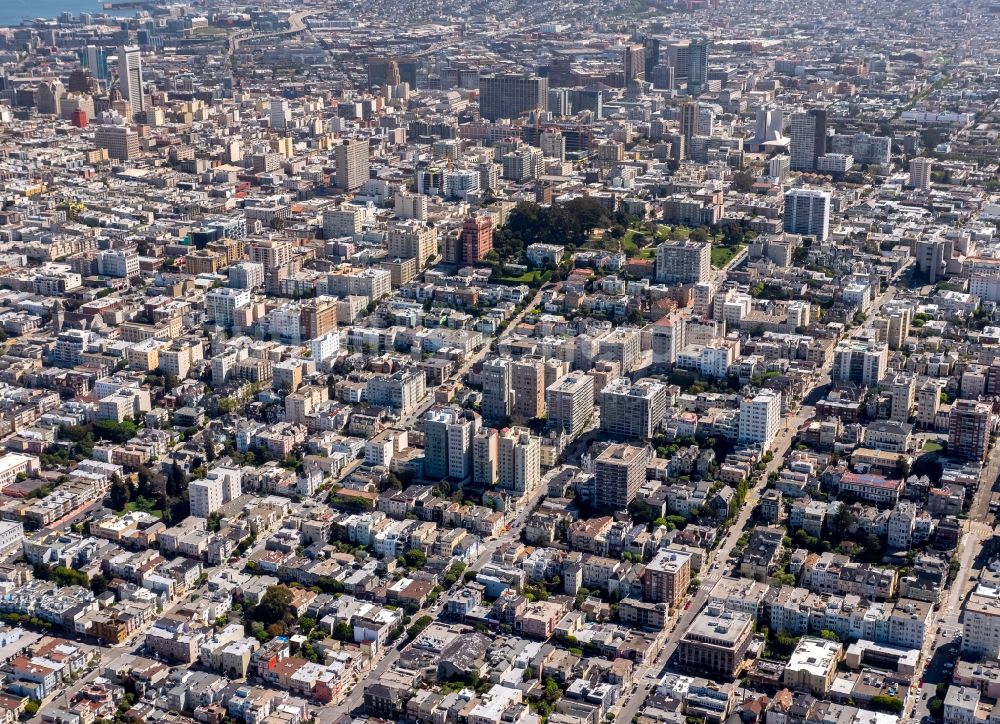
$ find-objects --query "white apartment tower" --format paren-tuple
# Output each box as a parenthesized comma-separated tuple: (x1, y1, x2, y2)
(118, 45, 144, 116)
(738, 389, 783, 451)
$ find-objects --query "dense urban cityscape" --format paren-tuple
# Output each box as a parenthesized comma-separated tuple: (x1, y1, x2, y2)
(0, 1, 994, 724)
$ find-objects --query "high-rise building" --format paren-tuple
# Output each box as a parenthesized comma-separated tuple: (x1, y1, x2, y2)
(889, 373, 915, 423)
(656, 239, 710, 284)
(36, 79, 63, 116)
(917, 380, 943, 430)
(963, 589, 1000, 660)
(643, 548, 692, 607)
(473, 428, 499, 486)
(460, 216, 493, 264)
(832, 340, 888, 387)
(650, 315, 685, 370)
(269, 98, 291, 130)
(118, 45, 144, 116)
(228, 262, 265, 292)
(423, 407, 480, 482)
(783, 188, 832, 241)
(539, 130, 566, 161)
(189, 468, 241, 519)
(829, 132, 891, 166)
(663, 41, 691, 82)
(753, 106, 784, 149)
(624, 44, 645, 85)
(479, 74, 549, 121)
(789, 109, 827, 171)
(323, 205, 364, 239)
(481, 358, 513, 425)
(206, 288, 251, 330)
(949, 400, 992, 463)
(547, 90, 571, 117)
(546, 372, 595, 439)
(335, 139, 370, 191)
(600, 378, 667, 440)
(910, 157, 933, 191)
(769, 155, 791, 181)
(693, 282, 715, 319)
(79, 45, 110, 80)
(498, 427, 541, 494)
(642, 35, 661, 79)
(511, 357, 546, 423)
(385, 61, 401, 87)
(388, 221, 438, 269)
(873, 304, 911, 350)
(686, 37, 710, 95)
(595, 443, 651, 510)
(651, 64, 675, 91)
(95, 125, 140, 161)
(680, 101, 699, 156)
(738, 389, 783, 451)
(367, 57, 418, 89)
(249, 239, 292, 271)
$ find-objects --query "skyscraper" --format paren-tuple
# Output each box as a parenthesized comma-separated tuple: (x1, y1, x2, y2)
(385, 61, 401, 87)
(687, 37, 710, 95)
(335, 139, 370, 191)
(789, 109, 827, 171)
(118, 45, 144, 116)
(269, 99, 291, 130)
(367, 57, 418, 89)
(624, 44, 645, 85)
(753, 106, 784, 149)
(643, 35, 661, 79)
(910, 157, 933, 191)
(479, 74, 549, 121)
(79, 45, 109, 80)
(680, 101, 699, 157)
(783, 188, 832, 241)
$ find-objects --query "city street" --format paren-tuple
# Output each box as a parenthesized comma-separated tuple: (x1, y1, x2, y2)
(614, 352, 836, 724)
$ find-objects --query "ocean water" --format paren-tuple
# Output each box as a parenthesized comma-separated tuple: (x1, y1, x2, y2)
(0, 0, 134, 26)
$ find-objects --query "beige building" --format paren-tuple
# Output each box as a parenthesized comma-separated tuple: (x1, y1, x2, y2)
(546, 372, 595, 439)
(783, 637, 841, 695)
(498, 427, 540, 494)
(511, 357, 546, 422)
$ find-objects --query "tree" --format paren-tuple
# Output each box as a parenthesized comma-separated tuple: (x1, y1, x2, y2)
(730, 170, 755, 193)
(254, 586, 294, 626)
(404, 549, 427, 569)
(870, 696, 903, 714)
(90, 574, 109, 596)
(406, 615, 433, 640)
(93, 418, 137, 444)
(24, 702, 39, 716)
(109, 476, 132, 511)
(333, 621, 353, 641)
(218, 397, 237, 414)
(53, 566, 89, 587)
